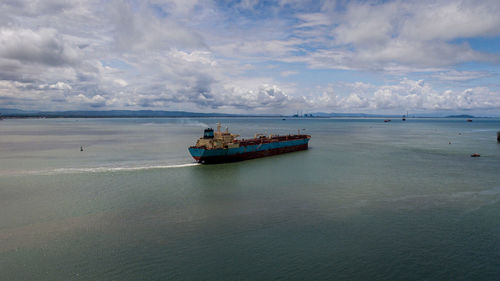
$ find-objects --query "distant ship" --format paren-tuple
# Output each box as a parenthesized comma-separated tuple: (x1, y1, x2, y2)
(189, 123, 311, 164)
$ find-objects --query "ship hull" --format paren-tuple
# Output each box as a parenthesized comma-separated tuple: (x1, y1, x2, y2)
(189, 137, 309, 164)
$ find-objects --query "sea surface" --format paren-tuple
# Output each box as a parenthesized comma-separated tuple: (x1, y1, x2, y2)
(1, 117, 500, 280)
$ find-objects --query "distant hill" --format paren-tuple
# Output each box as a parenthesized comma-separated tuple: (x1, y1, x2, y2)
(0, 108, 488, 119)
(0, 108, 39, 115)
(0, 108, 240, 118)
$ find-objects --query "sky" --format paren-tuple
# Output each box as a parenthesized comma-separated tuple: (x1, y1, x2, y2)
(1, 0, 500, 115)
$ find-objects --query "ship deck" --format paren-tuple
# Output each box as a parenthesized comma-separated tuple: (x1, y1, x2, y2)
(236, 134, 309, 146)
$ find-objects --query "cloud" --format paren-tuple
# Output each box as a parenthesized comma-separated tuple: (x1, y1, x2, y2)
(0, 0, 76, 16)
(213, 38, 302, 59)
(110, 2, 206, 53)
(290, 0, 500, 72)
(295, 13, 331, 28)
(400, 0, 500, 41)
(280, 70, 298, 77)
(0, 0, 499, 114)
(432, 70, 492, 82)
(221, 84, 296, 110)
(38, 81, 72, 90)
(0, 27, 80, 66)
(238, 0, 260, 10)
(331, 1, 398, 47)
(312, 79, 500, 112)
(148, 0, 202, 17)
(68, 94, 107, 108)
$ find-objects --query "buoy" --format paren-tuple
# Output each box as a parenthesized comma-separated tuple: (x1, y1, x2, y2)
(470, 153, 480, 157)
(80, 146, 83, 152)
(497, 131, 500, 143)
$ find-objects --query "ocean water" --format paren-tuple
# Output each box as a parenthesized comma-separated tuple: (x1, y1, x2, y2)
(1, 117, 500, 280)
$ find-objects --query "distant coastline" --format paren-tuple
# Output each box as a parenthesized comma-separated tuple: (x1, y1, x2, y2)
(0, 108, 490, 118)
(0, 109, 240, 118)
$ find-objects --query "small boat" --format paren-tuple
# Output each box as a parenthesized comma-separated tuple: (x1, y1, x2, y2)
(384, 119, 391, 122)
(470, 153, 480, 157)
(467, 119, 473, 122)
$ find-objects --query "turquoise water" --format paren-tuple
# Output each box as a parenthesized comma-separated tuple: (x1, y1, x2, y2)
(1, 117, 500, 280)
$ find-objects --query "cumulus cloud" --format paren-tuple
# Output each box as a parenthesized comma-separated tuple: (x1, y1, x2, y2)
(220, 84, 295, 110)
(0, 27, 80, 66)
(68, 94, 107, 108)
(0, 0, 499, 114)
(292, 0, 500, 72)
(311, 79, 500, 113)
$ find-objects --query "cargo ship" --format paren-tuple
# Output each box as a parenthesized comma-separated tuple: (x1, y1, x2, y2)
(189, 123, 311, 164)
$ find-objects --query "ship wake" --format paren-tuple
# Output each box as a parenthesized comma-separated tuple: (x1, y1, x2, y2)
(3, 163, 200, 176)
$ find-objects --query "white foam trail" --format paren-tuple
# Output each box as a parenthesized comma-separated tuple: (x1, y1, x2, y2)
(4, 163, 200, 176)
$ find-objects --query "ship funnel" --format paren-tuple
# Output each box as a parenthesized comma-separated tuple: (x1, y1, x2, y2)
(203, 128, 214, 139)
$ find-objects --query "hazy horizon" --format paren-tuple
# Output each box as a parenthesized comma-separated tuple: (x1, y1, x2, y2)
(1, 106, 496, 118)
